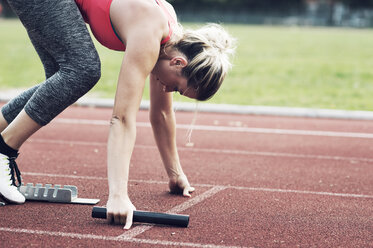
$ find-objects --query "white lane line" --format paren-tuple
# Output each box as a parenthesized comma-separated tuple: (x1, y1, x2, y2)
(129, 238, 244, 248)
(116, 225, 154, 240)
(54, 118, 373, 139)
(0, 227, 242, 248)
(238, 187, 373, 199)
(22, 172, 373, 199)
(116, 186, 227, 239)
(166, 186, 227, 214)
(28, 138, 373, 163)
(0, 227, 117, 241)
(29, 138, 106, 147)
(24, 171, 107, 181)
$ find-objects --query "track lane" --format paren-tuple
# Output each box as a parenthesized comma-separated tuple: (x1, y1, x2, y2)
(0, 106, 372, 247)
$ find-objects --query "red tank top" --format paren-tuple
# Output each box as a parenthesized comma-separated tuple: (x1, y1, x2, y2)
(75, 0, 175, 51)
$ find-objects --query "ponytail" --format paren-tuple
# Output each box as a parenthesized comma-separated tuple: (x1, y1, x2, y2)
(171, 24, 236, 101)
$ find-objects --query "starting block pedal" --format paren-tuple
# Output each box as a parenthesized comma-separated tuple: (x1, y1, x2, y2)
(18, 183, 100, 205)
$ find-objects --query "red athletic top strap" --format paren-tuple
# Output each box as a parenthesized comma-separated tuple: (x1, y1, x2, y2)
(155, 0, 176, 45)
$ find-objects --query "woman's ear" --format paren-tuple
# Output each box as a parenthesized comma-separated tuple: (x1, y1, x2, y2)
(170, 56, 188, 68)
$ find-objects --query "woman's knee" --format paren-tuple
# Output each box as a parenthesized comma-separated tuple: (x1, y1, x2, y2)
(82, 61, 101, 85)
(83, 53, 101, 83)
(68, 57, 101, 92)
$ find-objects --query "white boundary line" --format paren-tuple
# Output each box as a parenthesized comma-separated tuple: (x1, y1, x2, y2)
(1, 93, 373, 120)
(0, 227, 242, 248)
(54, 118, 373, 139)
(28, 138, 373, 163)
(117, 186, 227, 240)
(22, 172, 373, 199)
(60, 97, 373, 121)
(74, 98, 373, 120)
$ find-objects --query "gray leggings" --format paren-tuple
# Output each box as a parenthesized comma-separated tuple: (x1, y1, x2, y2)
(2, 0, 101, 126)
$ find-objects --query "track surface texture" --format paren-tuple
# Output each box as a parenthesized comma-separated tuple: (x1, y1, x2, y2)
(0, 105, 372, 248)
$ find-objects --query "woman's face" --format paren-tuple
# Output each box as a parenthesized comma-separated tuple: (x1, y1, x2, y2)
(152, 57, 197, 99)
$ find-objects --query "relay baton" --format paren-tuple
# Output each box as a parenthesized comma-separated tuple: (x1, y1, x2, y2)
(92, 206, 189, 227)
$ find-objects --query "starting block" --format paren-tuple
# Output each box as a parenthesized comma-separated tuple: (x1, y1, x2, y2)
(18, 183, 100, 205)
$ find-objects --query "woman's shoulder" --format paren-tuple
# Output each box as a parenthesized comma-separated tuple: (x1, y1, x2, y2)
(112, 0, 169, 22)
(160, 0, 177, 21)
(111, 0, 172, 44)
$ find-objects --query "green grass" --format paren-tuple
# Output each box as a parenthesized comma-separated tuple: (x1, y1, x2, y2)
(1, 19, 373, 110)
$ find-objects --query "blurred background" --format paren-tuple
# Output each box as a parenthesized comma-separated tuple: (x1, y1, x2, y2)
(0, 0, 372, 111)
(170, 0, 373, 28)
(4, 0, 373, 28)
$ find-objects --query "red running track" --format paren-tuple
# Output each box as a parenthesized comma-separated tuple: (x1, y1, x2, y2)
(0, 105, 372, 247)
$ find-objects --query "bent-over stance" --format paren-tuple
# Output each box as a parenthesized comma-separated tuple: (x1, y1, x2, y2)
(0, 0, 235, 229)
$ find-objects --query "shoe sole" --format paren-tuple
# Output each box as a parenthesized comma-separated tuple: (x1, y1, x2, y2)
(0, 192, 25, 205)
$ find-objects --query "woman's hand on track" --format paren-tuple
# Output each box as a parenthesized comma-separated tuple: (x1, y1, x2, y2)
(169, 174, 195, 197)
(106, 195, 136, 229)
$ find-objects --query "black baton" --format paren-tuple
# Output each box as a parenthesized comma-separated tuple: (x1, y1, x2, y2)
(92, 206, 189, 227)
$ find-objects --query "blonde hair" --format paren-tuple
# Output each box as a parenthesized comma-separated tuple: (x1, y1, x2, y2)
(170, 24, 236, 101)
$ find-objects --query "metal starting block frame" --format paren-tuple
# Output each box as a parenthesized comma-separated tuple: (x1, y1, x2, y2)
(18, 183, 100, 205)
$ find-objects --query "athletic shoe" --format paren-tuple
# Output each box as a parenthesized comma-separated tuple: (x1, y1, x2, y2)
(0, 153, 25, 204)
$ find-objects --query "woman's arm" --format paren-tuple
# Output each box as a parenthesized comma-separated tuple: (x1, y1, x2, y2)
(106, 2, 165, 229)
(149, 73, 195, 197)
